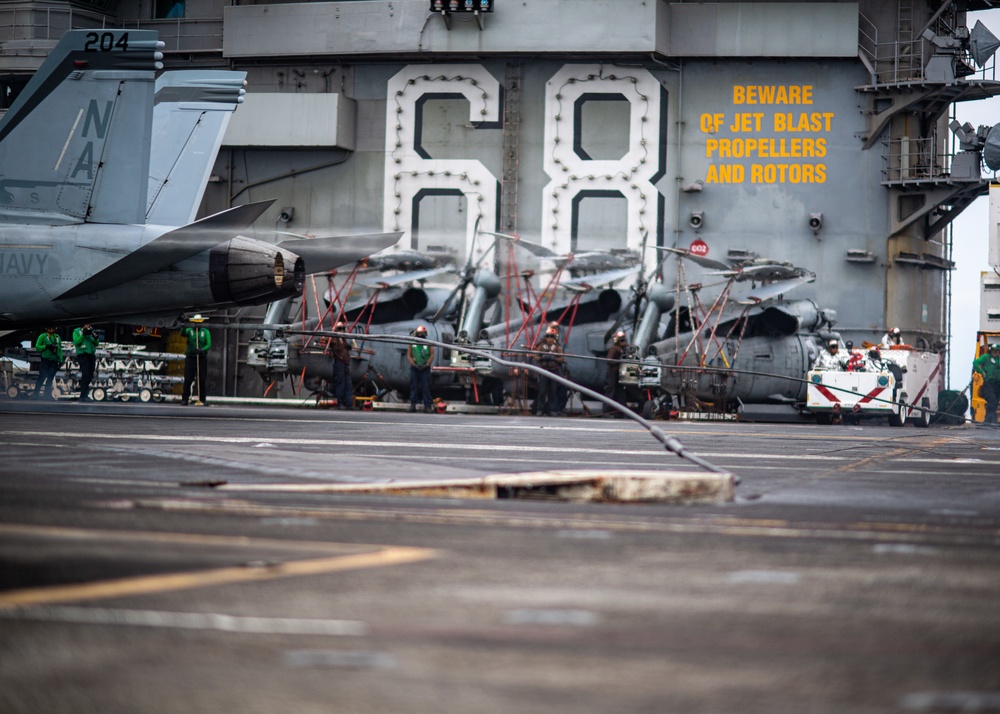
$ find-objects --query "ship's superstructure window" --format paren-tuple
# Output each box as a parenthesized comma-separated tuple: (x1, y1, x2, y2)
(155, 0, 184, 19)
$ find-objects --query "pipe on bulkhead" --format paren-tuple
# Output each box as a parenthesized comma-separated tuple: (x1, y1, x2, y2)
(263, 297, 295, 341)
(458, 269, 502, 340)
(632, 283, 675, 354)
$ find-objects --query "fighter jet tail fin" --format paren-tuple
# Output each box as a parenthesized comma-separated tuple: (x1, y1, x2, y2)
(0, 29, 163, 226)
(146, 71, 247, 226)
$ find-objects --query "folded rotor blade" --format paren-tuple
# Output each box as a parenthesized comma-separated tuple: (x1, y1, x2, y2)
(480, 231, 559, 259)
(562, 265, 641, 290)
(653, 246, 731, 271)
(732, 275, 814, 305)
(429, 242, 496, 323)
(356, 266, 451, 288)
(430, 282, 464, 323)
(728, 263, 807, 283)
(604, 293, 639, 343)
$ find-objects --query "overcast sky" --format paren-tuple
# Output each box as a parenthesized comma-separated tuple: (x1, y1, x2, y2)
(947, 10, 1000, 388)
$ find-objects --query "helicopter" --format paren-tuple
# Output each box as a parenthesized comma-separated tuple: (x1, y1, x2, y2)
(241, 227, 650, 408)
(428, 230, 665, 412)
(613, 247, 834, 418)
(238, 217, 840, 422)
(243, 243, 476, 404)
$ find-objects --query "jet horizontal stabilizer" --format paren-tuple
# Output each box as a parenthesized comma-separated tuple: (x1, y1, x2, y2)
(277, 232, 403, 275)
(55, 200, 274, 300)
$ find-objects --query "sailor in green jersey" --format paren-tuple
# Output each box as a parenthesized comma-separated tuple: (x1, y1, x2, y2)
(180, 315, 212, 405)
(973, 343, 1000, 425)
(407, 325, 435, 413)
(72, 324, 100, 401)
(33, 326, 63, 400)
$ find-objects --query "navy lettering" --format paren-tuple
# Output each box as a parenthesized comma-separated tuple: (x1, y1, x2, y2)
(72, 142, 95, 180)
(0, 252, 48, 275)
(83, 100, 113, 139)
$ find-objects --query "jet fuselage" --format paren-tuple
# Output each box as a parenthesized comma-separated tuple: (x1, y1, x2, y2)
(0, 223, 303, 327)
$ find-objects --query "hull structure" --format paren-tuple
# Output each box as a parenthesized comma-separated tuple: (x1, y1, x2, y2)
(3, 1, 998, 399)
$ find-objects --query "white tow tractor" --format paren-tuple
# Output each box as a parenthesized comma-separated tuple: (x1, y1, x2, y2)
(807, 347, 943, 426)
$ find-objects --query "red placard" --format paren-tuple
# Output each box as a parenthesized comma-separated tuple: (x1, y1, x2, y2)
(689, 239, 709, 257)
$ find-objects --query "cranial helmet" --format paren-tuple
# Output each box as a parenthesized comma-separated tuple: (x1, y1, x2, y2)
(891, 327, 901, 335)
(545, 328, 558, 336)
(614, 331, 626, 342)
(827, 339, 838, 349)
(991, 343, 1000, 351)
(868, 348, 880, 359)
(414, 325, 428, 336)
(334, 322, 345, 330)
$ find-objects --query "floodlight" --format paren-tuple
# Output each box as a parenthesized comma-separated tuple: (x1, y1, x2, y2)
(433, 0, 492, 11)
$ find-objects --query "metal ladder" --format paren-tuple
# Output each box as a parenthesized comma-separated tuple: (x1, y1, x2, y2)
(895, 0, 922, 81)
(500, 62, 522, 233)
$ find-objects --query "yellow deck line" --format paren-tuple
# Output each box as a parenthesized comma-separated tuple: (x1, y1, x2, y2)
(0, 525, 435, 610)
(0, 523, 375, 553)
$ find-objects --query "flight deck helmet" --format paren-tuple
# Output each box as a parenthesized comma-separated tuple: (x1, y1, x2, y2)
(826, 338, 838, 351)
(414, 325, 428, 337)
(334, 321, 346, 330)
(544, 327, 558, 338)
(190, 314, 206, 323)
(990, 343, 1000, 353)
(868, 347, 881, 360)
(614, 331, 626, 343)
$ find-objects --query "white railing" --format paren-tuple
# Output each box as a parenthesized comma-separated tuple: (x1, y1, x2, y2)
(0, 7, 224, 54)
(858, 10, 999, 86)
(882, 136, 952, 183)
(0, 6, 116, 43)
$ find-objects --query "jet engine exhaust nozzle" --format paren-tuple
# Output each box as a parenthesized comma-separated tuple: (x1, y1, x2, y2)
(209, 236, 305, 306)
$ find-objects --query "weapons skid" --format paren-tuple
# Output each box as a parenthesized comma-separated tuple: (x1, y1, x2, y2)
(3, 343, 185, 401)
